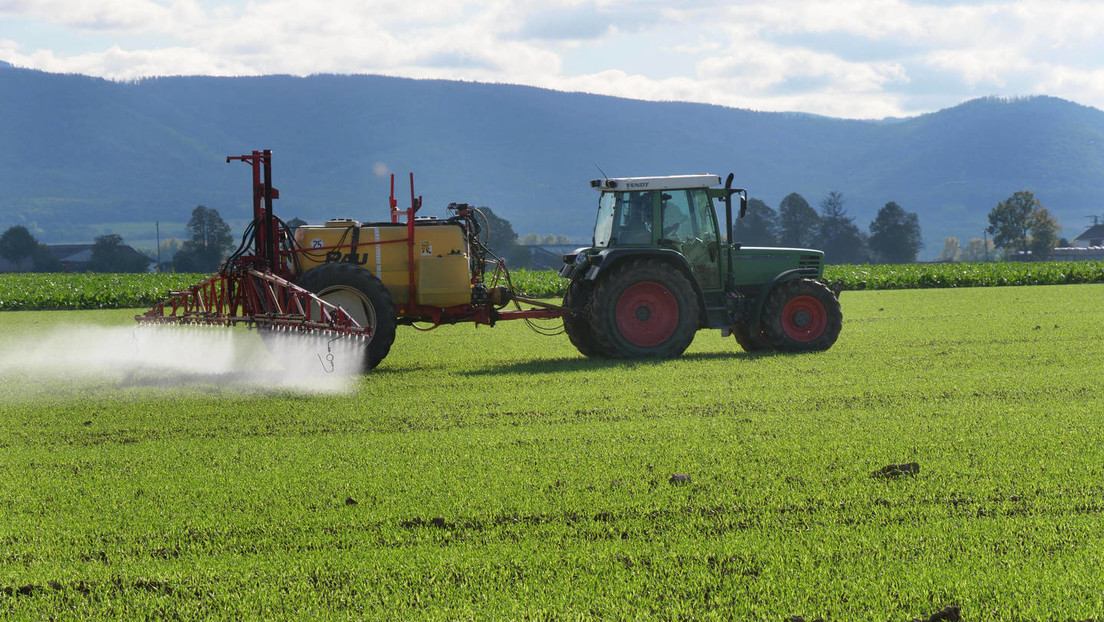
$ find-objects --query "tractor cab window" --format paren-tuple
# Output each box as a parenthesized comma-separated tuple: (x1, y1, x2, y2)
(692, 189, 719, 243)
(593, 192, 617, 247)
(661, 188, 721, 288)
(605, 191, 654, 246)
(660, 191, 694, 242)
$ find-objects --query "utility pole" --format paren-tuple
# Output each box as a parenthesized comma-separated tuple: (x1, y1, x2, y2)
(156, 221, 161, 272)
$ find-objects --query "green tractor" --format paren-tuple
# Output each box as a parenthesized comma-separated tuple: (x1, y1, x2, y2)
(559, 173, 842, 358)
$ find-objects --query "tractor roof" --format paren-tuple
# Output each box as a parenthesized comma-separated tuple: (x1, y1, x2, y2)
(590, 174, 722, 192)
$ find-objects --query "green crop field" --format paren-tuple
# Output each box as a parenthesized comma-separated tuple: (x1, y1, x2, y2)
(2, 284, 1103, 620)
(2, 260, 1103, 310)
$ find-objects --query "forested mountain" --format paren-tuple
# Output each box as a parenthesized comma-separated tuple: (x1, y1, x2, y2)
(4, 61, 1104, 257)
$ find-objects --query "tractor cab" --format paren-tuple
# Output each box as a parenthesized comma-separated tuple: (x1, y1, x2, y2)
(589, 175, 726, 289)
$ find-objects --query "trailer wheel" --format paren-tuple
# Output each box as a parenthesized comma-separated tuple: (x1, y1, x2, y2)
(296, 263, 397, 370)
(588, 259, 699, 359)
(732, 323, 771, 353)
(761, 278, 841, 353)
(563, 280, 606, 358)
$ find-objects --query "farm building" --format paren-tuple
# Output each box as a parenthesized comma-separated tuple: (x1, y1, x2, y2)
(1073, 223, 1104, 247)
(1049, 223, 1104, 260)
(0, 243, 152, 273)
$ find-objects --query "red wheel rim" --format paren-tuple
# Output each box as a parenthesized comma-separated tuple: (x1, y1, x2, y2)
(615, 282, 679, 347)
(781, 295, 827, 342)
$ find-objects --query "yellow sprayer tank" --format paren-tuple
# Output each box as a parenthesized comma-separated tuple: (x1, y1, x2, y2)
(294, 219, 471, 307)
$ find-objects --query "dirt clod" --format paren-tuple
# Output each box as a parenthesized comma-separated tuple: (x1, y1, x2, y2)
(872, 462, 920, 478)
(913, 605, 961, 622)
(344, 496, 357, 506)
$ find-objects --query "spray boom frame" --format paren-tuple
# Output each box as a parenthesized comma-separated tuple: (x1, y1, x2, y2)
(136, 151, 371, 340)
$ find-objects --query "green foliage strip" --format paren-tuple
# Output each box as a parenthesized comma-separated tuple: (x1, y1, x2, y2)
(825, 260, 1104, 290)
(0, 273, 204, 311)
(1, 261, 1102, 310)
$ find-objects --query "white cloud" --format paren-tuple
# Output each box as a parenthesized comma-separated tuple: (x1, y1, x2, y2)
(0, 0, 187, 33)
(3, 0, 1104, 118)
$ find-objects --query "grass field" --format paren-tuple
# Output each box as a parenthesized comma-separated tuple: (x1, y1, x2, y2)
(2, 285, 1103, 620)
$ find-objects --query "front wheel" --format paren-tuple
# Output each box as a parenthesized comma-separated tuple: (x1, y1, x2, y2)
(732, 322, 771, 353)
(588, 259, 700, 359)
(761, 278, 842, 352)
(296, 263, 397, 370)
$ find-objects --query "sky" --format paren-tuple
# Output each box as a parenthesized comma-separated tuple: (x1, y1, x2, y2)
(2, 0, 1104, 119)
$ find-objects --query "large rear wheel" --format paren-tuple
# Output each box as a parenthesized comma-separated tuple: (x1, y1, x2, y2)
(761, 278, 841, 352)
(563, 280, 606, 358)
(588, 259, 700, 359)
(296, 263, 397, 370)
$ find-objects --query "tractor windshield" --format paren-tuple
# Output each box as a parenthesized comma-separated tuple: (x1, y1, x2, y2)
(592, 192, 617, 247)
(595, 191, 655, 247)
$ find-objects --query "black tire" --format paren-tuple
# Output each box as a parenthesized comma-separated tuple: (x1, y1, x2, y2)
(562, 280, 607, 358)
(588, 259, 700, 359)
(296, 263, 397, 370)
(732, 322, 771, 353)
(761, 278, 842, 353)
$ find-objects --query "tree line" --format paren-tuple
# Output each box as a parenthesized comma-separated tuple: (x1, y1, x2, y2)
(939, 190, 1064, 262)
(0, 205, 235, 273)
(734, 192, 923, 264)
(0, 190, 1072, 273)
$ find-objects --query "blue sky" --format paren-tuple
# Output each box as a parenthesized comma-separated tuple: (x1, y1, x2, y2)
(2, 0, 1103, 119)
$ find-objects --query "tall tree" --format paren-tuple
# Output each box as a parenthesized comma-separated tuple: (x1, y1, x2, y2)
(174, 205, 234, 272)
(1027, 206, 1060, 259)
(733, 198, 780, 245)
(816, 191, 867, 264)
(158, 238, 182, 261)
(778, 193, 819, 248)
(0, 225, 38, 271)
(869, 202, 923, 264)
(474, 206, 518, 257)
(285, 217, 307, 234)
(987, 191, 1038, 253)
(961, 237, 994, 262)
(939, 237, 961, 262)
(32, 243, 62, 272)
(90, 233, 150, 273)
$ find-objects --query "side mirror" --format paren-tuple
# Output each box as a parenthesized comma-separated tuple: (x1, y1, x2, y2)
(738, 190, 748, 219)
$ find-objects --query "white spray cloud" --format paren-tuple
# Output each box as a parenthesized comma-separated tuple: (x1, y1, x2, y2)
(0, 324, 366, 399)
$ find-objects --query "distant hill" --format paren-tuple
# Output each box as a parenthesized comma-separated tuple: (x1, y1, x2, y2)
(3, 62, 1104, 258)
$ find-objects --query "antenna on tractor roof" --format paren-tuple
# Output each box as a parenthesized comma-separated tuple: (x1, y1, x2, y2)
(594, 164, 609, 184)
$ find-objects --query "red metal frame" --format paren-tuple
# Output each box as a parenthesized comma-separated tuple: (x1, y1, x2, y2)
(137, 268, 369, 337)
(224, 150, 291, 279)
(137, 150, 370, 339)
